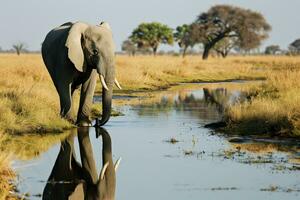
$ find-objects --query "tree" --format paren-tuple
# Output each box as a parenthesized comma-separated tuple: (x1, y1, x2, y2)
(194, 5, 271, 59)
(12, 42, 26, 55)
(174, 24, 195, 57)
(121, 39, 137, 56)
(265, 45, 281, 55)
(130, 22, 173, 55)
(289, 39, 300, 55)
(213, 37, 237, 58)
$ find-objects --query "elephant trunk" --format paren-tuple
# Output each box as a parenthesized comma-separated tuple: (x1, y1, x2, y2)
(98, 84, 113, 126)
(96, 61, 115, 126)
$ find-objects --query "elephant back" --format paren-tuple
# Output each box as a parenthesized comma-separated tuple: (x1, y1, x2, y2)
(41, 22, 73, 70)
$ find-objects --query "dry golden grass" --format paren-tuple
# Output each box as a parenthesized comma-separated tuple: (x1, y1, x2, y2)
(116, 55, 300, 136)
(115, 55, 264, 90)
(0, 53, 299, 198)
(0, 136, 16, 200)
(225, 56, 300, 136)
(0, 53, 299, 136)
(0, 54, 72, 134)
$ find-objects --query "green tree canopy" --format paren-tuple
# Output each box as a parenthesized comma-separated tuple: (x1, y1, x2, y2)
(130, 22, 173, 55)
(193, 5, 271, 59)
(265, 45, 281, 55)
(174, 24, 197, 57)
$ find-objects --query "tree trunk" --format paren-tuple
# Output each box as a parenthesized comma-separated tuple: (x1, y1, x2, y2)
(202, 44, 211, 60)
(153, 46, 157, 56)
(182, 46, 188, 58)
(202, 32, 228, 60)
(221, 51, 226, 58)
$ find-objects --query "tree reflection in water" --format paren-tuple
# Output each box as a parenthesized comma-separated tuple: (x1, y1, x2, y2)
(133, 87, 244, 122)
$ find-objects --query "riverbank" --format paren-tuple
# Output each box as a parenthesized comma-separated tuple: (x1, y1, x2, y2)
(0, 54, 299, 198)
(0, 155, 14, 200)
(224, 57, 300, 137)
(0, 136, 16, 200)
(0, 54, 299, 136)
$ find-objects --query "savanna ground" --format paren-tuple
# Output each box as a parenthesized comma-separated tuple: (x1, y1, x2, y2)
(0, 53, 300, 198)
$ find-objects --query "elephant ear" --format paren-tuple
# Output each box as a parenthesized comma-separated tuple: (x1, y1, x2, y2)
(65, 22, 88, 72)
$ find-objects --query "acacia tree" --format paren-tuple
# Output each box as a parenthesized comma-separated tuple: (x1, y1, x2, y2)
(174, 24, 194, 57)
(130, 22, 173, 55)
(194, 5, 271, 59)
(121, 39, 137, 56)
(289, 39, 300, 55)
(265, 45, 281, 55)
(12, 42, 26, 55)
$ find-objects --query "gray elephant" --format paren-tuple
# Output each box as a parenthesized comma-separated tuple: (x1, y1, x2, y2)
(42, 21, 121, 126)
(42, 127, 120, 200)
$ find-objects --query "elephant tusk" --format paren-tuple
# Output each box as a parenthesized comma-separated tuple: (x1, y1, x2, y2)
(114, 157, 121, 171)
(114, 78, 122, 89)
(100, 75, 109, 91)
(100, 162, 109, 180)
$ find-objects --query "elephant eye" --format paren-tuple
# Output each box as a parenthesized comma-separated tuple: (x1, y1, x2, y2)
(93, 49, 98, 55)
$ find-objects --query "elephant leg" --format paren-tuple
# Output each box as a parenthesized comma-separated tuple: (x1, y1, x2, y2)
(71, 77, 83, 96)
(76, 70, 97, 126)
(58, 83, 74, 122)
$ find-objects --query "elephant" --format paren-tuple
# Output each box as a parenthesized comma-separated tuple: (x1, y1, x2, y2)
(42, 127, 120, 200)
(41, 21, 121, 126)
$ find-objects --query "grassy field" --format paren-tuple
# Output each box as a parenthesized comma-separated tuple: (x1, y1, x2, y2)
(0, 54, 300, 135)
(224, 56, 300, 137)
(0, 53, 261, 135)
(0, 136, 16, 200)
(0, 54, 72, 134)
(0, 53, 299, 198)
(0, 53, 299, 137)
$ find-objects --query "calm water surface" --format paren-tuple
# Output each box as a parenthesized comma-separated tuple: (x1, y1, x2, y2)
(13, 84, 300, 199)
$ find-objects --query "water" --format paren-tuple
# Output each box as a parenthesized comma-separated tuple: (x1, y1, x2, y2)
(13, 84, 300, 199)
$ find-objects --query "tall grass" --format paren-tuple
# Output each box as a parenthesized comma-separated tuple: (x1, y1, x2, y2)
(0, 54, 72, 134)
(0, 54, 299, 136)
(0, 136, 15, 200)
(225, 56, 300, 136)
(115, 55, 264, 90)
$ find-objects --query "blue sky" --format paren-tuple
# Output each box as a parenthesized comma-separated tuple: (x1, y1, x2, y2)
(0, 0, 299, 51)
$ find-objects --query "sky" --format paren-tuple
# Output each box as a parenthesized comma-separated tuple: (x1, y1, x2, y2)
(0, 0, 300, 51)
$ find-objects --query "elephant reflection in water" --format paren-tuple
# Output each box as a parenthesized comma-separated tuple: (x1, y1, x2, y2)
(43, 127, 120, 200)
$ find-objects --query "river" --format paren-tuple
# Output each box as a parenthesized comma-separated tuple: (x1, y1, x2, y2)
(12, 83, 300, 199)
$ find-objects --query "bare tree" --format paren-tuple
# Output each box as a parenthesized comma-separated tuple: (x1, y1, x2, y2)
(12, 42, 26, 55)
